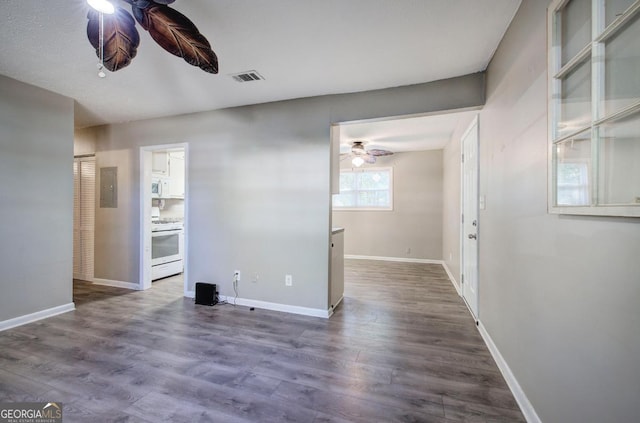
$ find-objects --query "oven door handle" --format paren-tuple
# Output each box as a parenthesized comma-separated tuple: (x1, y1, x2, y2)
(152, 229, 183, 236)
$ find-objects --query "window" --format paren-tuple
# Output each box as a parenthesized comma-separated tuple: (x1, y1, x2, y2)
(548, 0, 640, 216)
(333, 168, 393, 210)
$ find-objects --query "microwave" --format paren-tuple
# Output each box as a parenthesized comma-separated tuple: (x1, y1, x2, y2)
(151, 177, 169, 198)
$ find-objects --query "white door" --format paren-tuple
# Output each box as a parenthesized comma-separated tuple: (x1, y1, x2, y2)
(461, 116, 479, 319)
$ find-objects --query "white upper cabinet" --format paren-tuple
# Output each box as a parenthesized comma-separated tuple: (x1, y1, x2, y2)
(168, 151, 185, 198)
(152, 150, 185, 199)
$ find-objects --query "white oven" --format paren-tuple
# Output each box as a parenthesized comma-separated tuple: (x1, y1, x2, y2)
(151, 224, 184, 280)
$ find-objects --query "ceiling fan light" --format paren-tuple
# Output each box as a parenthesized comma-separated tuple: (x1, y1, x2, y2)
(352, 157, 365, 167)
(352, 142, 366, 154)
(87, 0, 115, 14)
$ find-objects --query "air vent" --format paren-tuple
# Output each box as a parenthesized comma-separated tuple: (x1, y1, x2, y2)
(230, 70, 265, 83)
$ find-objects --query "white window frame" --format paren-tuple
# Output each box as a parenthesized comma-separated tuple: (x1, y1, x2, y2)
(333, 167, 393, 211)
(548, 0, 640, 217)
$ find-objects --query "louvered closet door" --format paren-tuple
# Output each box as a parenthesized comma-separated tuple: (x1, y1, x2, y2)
(73, 157, 95, 281)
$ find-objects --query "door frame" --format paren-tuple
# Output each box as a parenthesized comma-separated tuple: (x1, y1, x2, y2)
(139, 143, 189, 295)
(460, 115, 480, 320)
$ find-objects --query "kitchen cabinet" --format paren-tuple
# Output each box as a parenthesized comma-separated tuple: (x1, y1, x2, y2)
(152, 150, 185, 198)
(167, 151, 185, 198)
(152, 152, 169, 175)
(330, 228, 344, 313)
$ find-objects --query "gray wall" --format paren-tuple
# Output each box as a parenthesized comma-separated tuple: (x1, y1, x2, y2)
(440, 0, 640, 421)
(0, 75, 74, 321)
(91, 74, 485, 311)
(333, 150, 443, 260)
(74, 127, 97, 156)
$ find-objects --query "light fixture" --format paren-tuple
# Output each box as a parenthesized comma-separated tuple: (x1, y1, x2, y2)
(352, 157, 365, 167)
(87, 0, 115, 14)
(87, 0, 114, 79)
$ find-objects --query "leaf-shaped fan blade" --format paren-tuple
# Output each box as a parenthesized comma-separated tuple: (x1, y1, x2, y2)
(87, 8, 140, 72)
(131, 0, 175, 6)
(364, 154, 377, 164)
(136, 4, 218, 73)
(367, 149, 393, 157)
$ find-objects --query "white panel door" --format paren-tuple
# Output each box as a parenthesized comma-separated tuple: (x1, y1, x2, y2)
(461, 116, 479, 319)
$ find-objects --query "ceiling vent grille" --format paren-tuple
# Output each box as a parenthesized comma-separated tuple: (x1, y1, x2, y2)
(230, 70, 265, 83)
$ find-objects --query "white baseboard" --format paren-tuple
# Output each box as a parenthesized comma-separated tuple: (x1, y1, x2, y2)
(185, 290, 195, 299)
(73, 274, 94, 282)
(0, 303, 76, 332)
(344, 254, 443, 264)
(93, 278, 140, 290)
(477, 321, 541, 423)
(217, 295, 330, 319)
(442, 262, 461, 296)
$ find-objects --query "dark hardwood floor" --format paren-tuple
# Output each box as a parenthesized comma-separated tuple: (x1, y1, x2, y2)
(0, 260, 525, 422)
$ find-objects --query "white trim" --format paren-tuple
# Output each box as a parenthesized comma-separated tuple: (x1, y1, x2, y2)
(477, 321, 542, 423)
(344, 255, 443, 264)
(0, 303, 75, 332)
(73, 275, 94, 282)
(140, 148, 152, 291)
(442, 262, 461, 296)
(185, 290, 195, 299)
(217, 295, 330, 318)
(93, 278, 140, 290)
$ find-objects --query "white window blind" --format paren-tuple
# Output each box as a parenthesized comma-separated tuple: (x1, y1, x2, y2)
(73, 157, 95, 281)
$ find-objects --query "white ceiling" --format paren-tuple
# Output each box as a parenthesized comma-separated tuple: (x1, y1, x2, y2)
(339, 110, 479, 153)
(0, 1, 520, 130)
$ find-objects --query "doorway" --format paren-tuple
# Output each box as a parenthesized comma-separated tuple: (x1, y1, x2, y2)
(461, 116, 479, 319)
(140, 144, 189, 296)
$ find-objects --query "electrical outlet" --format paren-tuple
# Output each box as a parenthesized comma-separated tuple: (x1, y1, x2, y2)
(234, 270, 241, 282)
(252, 273, 259, 283)
(285, 274, 292, 286)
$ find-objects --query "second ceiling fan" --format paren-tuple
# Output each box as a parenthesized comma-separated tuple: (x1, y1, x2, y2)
(341, 141, 393, 167)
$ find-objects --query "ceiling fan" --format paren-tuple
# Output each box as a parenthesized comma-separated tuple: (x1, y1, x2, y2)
(85, 0, 218, 77)
(341, 141, 393, 167)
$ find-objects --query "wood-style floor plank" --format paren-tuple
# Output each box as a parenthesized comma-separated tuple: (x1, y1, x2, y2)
(0, 261, 525, 422)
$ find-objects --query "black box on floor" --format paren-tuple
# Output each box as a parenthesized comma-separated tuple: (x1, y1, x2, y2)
(195, 282, 217, 306)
